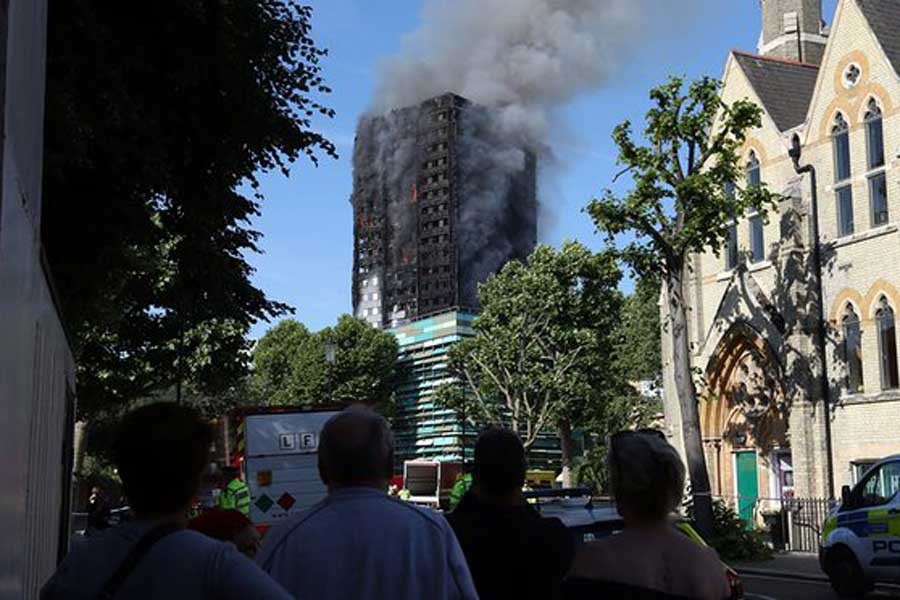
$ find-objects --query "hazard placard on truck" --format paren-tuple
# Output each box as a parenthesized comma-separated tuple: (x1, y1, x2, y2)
(241, 409, 340, 527)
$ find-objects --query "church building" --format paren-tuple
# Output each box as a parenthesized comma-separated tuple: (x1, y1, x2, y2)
(662, 0, 900, 512)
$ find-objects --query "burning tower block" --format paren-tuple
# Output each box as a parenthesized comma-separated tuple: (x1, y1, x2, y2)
(351, 93, 537, 328)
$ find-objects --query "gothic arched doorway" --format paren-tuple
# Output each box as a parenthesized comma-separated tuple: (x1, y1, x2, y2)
(702, 323, 791, 521)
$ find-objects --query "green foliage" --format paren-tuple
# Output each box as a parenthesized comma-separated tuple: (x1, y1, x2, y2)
(82, 378, 257, 464)
(320, 316, 400, 410)
(252, 320, 318, 406)
(586, 75, 782, 538)
(251, 316, 399, 410)
(573, 392, 660, 493)
(587, 76, 778, 278)
(686, 498, 773, 562)
(43, 1, 337, 420)
(76, 453, 123, 509)
(615, 274, 662, 384)
(435, 242, 628, 449)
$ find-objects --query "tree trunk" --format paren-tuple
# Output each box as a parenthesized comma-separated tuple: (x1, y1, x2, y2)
(665, 267, 715, 540)
(558, 419, 575, 488)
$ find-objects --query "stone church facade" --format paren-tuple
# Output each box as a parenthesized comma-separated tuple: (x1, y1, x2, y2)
(662, 0, 900, 507)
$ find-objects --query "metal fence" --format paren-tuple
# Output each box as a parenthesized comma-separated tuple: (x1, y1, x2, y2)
(714, 495, 833, 554)
(782, 497, 832, 553)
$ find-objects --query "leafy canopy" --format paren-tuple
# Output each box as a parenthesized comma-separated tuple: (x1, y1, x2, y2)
(43, 1, 337, 419)
(615, 274, 662, 384)
(588, 76, 778, 276)
(435, 242, 628, 448)
(252, 316, 399, 410)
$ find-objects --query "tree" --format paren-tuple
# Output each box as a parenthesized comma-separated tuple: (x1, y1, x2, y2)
(616, 274, 662, 385)
(43, 1, 336, 420)
(251, 316, 399, 410)
(587, 76, 778, 537)
(319, 316, 400, 410)
(252, 320, 318, 406)
(435, 242, 627, 484)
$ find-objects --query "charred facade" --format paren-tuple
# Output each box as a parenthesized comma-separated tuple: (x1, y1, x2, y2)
(352, 93, 537, 328)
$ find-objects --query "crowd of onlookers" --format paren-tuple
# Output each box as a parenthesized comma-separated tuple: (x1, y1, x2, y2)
(41, 403, 731, 600)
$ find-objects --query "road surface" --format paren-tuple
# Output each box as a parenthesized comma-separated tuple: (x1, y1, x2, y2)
(744, 574, 900, 599)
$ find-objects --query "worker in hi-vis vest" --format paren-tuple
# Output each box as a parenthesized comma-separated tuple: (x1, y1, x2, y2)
(218, 465, 251, 517)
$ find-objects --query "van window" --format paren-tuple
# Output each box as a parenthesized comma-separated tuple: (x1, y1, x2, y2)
(854, 461, 900, 509)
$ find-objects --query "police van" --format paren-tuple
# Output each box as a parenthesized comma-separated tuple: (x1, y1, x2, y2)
(820, 455, 900, 597)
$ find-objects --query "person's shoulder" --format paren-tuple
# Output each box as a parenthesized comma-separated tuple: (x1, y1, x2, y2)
(569, 534, 616, 576)
(256, 498, 338, 566)
(144, 528, 234, 568)
(665, 527, 724, 563)
(165, 528, 222, 549)
(260, 500, 332, 546)
(41, 524, 155, 598)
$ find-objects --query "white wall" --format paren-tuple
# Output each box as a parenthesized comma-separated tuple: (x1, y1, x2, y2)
(0, 0, 77, 597)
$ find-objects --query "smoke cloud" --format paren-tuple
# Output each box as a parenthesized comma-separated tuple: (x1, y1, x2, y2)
(373, 0, 647, 153)
(353, 0, 657, 324)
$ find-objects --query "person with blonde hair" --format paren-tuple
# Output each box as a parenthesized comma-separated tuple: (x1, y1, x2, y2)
(565, 430, 730, 600)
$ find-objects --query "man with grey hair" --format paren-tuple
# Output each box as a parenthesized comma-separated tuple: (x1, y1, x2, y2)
(257, 406, 478, 600)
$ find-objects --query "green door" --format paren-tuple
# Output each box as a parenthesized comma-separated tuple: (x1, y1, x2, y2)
(735, 451, 758, 524)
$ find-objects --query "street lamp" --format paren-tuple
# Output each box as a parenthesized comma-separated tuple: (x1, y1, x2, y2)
(789, 134, 836, 500)
(324, 339, 336, 366)
(324, 338, 336, 405)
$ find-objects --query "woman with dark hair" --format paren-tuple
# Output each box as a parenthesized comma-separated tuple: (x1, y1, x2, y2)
(565, 431, 730, 600)
(41, 403, 291, 600)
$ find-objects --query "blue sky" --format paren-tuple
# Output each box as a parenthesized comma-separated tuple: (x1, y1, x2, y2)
(247, 0, 838, 337)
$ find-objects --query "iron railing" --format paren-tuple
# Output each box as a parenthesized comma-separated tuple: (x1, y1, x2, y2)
(714, 495, 834, 553)
(783, 497, 833, 553)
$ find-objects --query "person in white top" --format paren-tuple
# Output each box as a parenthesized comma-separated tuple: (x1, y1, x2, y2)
(566, 430, 732, 600)
(41, 403, 292, 600)
(258, 406, 479, 600)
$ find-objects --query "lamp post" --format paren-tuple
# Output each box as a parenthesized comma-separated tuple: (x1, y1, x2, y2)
(789, 134, 836, 500)
(324, 338, 336, 405)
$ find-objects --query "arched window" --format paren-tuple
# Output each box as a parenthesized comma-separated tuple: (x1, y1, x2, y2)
(745, 152, 764, 263)
(833, 114, 854, 236)
(865, 99, 889, 226)
(875, 296, 899, 389)
(865, 99, 885, 169)
(746, 151, 761, 188)
(843, 305, 864, 394)
(725, 221, 738, 270)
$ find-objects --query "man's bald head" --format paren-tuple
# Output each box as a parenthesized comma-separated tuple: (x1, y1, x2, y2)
(318, 406, 394, 490)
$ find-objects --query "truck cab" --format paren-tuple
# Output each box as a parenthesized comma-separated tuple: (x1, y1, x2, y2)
(820, 455, 900, 597)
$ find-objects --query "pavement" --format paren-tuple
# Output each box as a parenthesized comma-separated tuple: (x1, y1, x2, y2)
(742, 574, 900, 599)
(735, 553, 900, 599)
(734, 553, 827, 582)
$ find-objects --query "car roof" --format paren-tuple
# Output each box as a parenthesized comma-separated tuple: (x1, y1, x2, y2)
(535, 501, 624, 528)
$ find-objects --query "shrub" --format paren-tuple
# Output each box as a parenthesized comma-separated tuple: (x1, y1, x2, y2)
(686, 497, 773, 562)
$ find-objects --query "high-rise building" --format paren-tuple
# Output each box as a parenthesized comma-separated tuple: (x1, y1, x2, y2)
(351, 93, 537, 329)
(391, 311, 563, 467)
